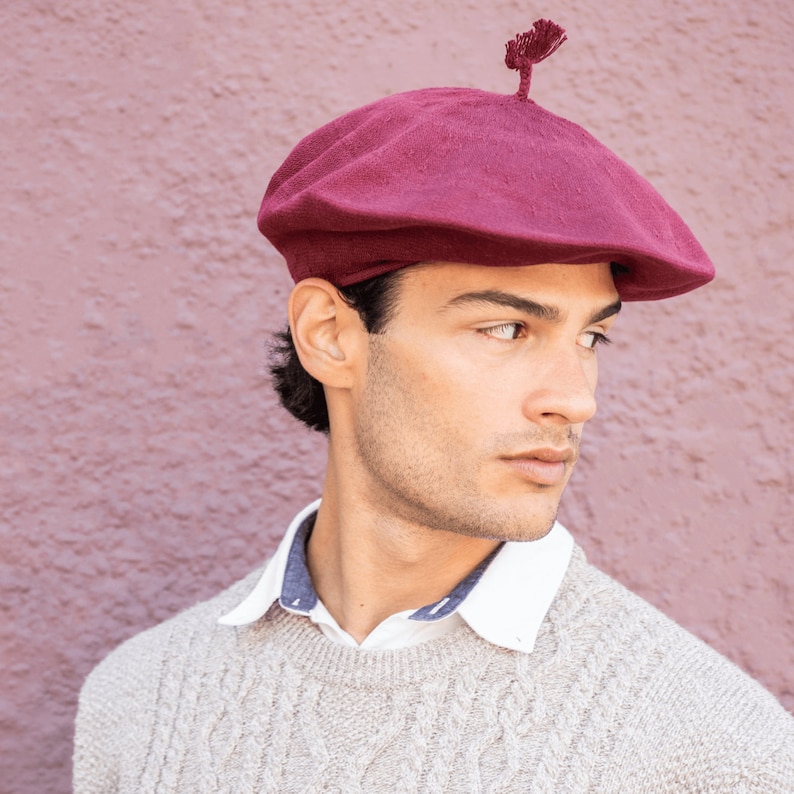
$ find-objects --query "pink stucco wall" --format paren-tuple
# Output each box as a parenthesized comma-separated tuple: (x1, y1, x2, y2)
(1, 1, 792, 791)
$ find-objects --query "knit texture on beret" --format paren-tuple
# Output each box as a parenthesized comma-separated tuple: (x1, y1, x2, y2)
(258, 67, 714, 302)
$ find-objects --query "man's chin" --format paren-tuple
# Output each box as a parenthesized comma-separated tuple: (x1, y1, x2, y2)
(504, 491, 565, 541)
(453, 497, 560, 543)
(489, 516, 558, 543)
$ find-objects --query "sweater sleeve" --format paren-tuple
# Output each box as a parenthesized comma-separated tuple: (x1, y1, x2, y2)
(73, 657, 124, 794)
(72, 620, 174, 794)
(72, 576, 257, 793)
(734, 728, 794, 793)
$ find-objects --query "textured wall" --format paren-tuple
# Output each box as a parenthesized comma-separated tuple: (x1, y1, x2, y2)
(1, 1, 792, 791)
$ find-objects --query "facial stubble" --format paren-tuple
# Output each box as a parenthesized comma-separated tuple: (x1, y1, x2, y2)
(352, 335, 575, 543)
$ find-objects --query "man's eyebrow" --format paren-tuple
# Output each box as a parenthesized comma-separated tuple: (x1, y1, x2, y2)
(441, 290, 622, 325)
(588, 299, 622, 325)
(441, 290, 561, 321)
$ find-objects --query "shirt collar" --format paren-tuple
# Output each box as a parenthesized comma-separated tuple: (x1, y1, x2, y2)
(218, 499, 321, 627)
(219, 499, 573, 653)
(456, 519, 573, 652)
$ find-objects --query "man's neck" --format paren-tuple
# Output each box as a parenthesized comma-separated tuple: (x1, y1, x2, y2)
(306, 490, 499, 644)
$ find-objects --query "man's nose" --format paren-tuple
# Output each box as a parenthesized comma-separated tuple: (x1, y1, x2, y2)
(520, 346, 598, 426)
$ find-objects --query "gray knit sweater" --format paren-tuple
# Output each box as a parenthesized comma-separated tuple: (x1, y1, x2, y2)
(74, 547, 794, 792)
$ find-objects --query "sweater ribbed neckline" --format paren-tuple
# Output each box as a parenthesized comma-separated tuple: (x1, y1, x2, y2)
(243, 607, 502, 688)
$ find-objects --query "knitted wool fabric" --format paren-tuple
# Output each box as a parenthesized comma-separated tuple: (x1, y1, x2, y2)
(74, 548, 794, 793)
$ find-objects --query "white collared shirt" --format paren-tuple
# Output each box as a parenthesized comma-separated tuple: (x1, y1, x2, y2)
(219, 499, 573, 653)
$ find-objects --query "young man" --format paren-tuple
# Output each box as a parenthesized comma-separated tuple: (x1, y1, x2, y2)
(75, 21, 794, 792)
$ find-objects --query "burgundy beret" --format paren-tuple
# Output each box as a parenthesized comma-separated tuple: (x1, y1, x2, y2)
(258, 21, 714, 301)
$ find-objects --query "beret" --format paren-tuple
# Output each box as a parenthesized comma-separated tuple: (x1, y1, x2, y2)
(258, 21, 714, 301)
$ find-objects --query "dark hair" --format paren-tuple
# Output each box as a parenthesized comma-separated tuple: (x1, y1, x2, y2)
(269, 268, 406, 434)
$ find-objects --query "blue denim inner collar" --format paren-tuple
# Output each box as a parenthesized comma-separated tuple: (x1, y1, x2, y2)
(279, 510, 503, 622)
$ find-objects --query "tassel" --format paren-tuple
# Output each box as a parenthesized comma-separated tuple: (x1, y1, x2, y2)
(505, 19, 567, 101)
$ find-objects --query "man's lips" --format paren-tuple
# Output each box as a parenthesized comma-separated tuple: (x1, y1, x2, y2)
(500, 448, 574, 486)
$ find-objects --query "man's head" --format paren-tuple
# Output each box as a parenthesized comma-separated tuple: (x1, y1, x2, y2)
(281, 260, 619, 540)
(258, 20, 713, 539)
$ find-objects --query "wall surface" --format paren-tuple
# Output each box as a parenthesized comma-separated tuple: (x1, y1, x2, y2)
(1, 0, 792, 791)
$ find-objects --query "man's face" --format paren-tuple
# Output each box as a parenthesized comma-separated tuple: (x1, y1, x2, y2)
(347, 261, 621, 542)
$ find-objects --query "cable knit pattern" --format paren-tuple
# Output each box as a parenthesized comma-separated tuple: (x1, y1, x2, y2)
(74, 548, 794, 793)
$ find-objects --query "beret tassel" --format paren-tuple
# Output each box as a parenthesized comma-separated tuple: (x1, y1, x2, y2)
(505, 19, 568, 101)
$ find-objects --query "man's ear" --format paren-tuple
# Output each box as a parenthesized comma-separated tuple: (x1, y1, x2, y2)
(288, 278, 367, 389)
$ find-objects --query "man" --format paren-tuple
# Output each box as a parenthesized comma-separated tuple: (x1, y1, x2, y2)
(74, 20, 794, 792)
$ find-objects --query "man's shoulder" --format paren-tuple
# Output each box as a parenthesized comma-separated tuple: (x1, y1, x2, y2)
(80, 563, 266, 704)
(558, 546, 785, 708)
(552, 547, 794, 787)
(73, 564, 270, 790)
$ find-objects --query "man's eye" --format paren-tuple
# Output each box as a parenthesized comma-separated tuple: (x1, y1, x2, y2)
(480, 322, 524, 340)
(579, 331, 611, 350)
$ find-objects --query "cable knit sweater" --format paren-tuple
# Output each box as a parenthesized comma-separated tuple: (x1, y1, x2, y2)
(74, 547, 794, 792)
